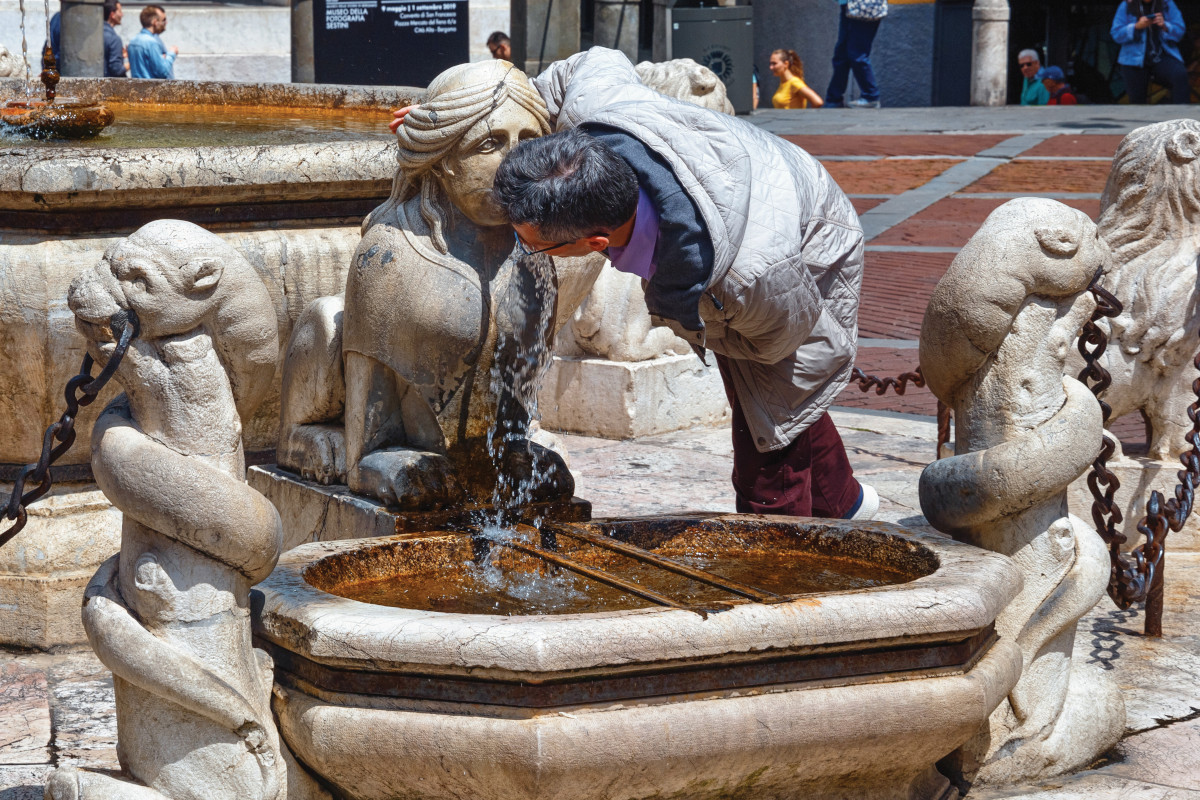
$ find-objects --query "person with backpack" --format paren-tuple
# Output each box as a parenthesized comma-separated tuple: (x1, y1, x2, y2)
(1112, 0, 1190, 104)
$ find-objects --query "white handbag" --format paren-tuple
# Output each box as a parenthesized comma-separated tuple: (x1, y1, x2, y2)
(846, 0, 888, 20)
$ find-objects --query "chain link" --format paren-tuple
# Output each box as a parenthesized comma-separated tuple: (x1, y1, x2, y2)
(850, 365, 925, 396)
(0, 310, 139, 549)
(1077, 270, 1200, 635)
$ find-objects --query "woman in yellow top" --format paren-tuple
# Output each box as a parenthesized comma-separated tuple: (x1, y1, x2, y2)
(769, 49, 825, 109)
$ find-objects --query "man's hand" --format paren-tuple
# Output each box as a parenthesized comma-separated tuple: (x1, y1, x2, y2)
(170, 45, 179, 55)
(1154, 12, 1166, 27)
(389, 104, 418, 134)
(1135, 15, 1152, 29)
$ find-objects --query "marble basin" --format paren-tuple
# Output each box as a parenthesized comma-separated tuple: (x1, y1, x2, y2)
(253, 514, 1023, 800)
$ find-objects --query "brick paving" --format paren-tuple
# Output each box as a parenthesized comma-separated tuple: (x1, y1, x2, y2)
(858, 250, 955, 340)
(785, 133, 1012, 157)
(961, 158, 1113, 194)
(1022, 134, 1125, 158)
(872, 195, 1103, 248)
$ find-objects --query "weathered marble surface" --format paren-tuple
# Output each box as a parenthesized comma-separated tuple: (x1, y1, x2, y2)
(278, 60, 602, 511)
(0, 43, 19, 77)
(43, 220, 303, 800)
(6, 419, 1200, 800)
(636, 58, 736, 114)
(0, 80, 413, 650)
(258, 516, 1020, 800)
(920, 198, 1125, 783)
(1087, 119, 1200, 464)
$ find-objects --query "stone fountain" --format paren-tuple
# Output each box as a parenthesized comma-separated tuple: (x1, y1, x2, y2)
(15, 58, 1062, 800)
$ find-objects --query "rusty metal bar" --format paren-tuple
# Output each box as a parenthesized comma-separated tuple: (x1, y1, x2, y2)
(548, 525, 784, 603)
(492, 536, 731, 614)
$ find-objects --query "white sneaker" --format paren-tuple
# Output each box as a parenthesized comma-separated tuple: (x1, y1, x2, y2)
(848, 98, 882, 109)
(848, 484, 879, 521)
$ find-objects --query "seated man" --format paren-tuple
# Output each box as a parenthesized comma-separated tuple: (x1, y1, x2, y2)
(1039, 66, 1079, 105)
(463, 47, 876, 520)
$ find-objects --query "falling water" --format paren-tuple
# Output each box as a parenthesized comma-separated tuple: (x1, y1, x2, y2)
(467, 249, 586, 610)
(18, 0, 32, 89)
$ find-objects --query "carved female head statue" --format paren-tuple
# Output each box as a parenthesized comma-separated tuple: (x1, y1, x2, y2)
(364, 60, 552, 251)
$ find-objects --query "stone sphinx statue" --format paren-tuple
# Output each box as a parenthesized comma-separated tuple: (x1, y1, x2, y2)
(45, 221, 322, 800)
(919, 198, 1125, 783)
(1087, 119, 1200, 462)
(277, 60, 602, 512)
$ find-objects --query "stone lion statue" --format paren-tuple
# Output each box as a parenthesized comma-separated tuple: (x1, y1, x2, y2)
(920, 199, 1124, 784)
(47, 220, 325, 800)
(636, 58, 735, 114)
(1088, 119, 1200, 461)
(278, 60, 601, 511)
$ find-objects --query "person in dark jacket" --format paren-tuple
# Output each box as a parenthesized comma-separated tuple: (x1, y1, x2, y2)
(103, 1, 128, 77)
(46, 2, 126, 76)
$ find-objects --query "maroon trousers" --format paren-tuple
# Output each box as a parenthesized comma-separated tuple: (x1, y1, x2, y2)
(716, 355, 860, 519)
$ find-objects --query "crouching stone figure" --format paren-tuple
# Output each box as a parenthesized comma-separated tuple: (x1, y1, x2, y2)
(45, 220, 325, 800)
(919, 198, 1125, 783)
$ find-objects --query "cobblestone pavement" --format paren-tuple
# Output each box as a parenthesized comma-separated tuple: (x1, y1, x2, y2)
(3, 106, 1199, 799)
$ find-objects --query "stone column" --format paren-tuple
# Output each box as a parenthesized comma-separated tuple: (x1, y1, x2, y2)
(594, 0, 640, 63)
(971, 0, 1009, 106)
(59, 0, 104, 77)
(650, 0, 673, 61)
(292, 0, 314, 83)
(510, 0, 580, 76)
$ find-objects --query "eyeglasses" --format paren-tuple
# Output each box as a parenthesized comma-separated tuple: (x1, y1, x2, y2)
(1019, 62, 1037, 68)
(513, 230, 569, 257)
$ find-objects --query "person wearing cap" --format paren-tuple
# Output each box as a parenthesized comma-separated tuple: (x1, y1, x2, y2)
(1039, 66, 1078, 105)
(1018, 49, 1049, 105)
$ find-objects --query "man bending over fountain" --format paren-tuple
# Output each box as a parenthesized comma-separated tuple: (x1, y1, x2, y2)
(395, 47, 873, 519)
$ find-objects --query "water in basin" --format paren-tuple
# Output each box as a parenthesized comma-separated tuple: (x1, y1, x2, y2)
(308, 519, 934, 616)
(0, 103, 393, 148)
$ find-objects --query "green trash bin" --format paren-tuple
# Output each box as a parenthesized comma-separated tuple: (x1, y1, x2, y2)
(670, 5, 754, 113)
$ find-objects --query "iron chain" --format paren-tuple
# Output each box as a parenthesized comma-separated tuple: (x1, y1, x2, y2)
(0, 310, 138, 549)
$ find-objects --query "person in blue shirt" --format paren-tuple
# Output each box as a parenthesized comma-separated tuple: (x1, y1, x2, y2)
(127, 4, 177, 79)
(103, 1, 128, 77)
(1112, 0, 1190, 104)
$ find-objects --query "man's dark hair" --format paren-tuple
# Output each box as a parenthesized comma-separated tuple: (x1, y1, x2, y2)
(104, 0, 120, 22)
(486, 31, 510, 47)
(139, 4, 163, 28)
(493, 129, 639, 241)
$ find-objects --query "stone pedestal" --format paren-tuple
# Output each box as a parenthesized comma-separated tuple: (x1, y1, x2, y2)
(1069, 454, 1200, 553)
(0, 484, 120, 650)
(248, 466, 591, 551)
(537, 354, 730, 440)
(593, 0, 639, 63)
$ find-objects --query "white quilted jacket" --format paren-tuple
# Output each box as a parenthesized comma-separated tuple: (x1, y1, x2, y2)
(533, 48, 863, 452)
